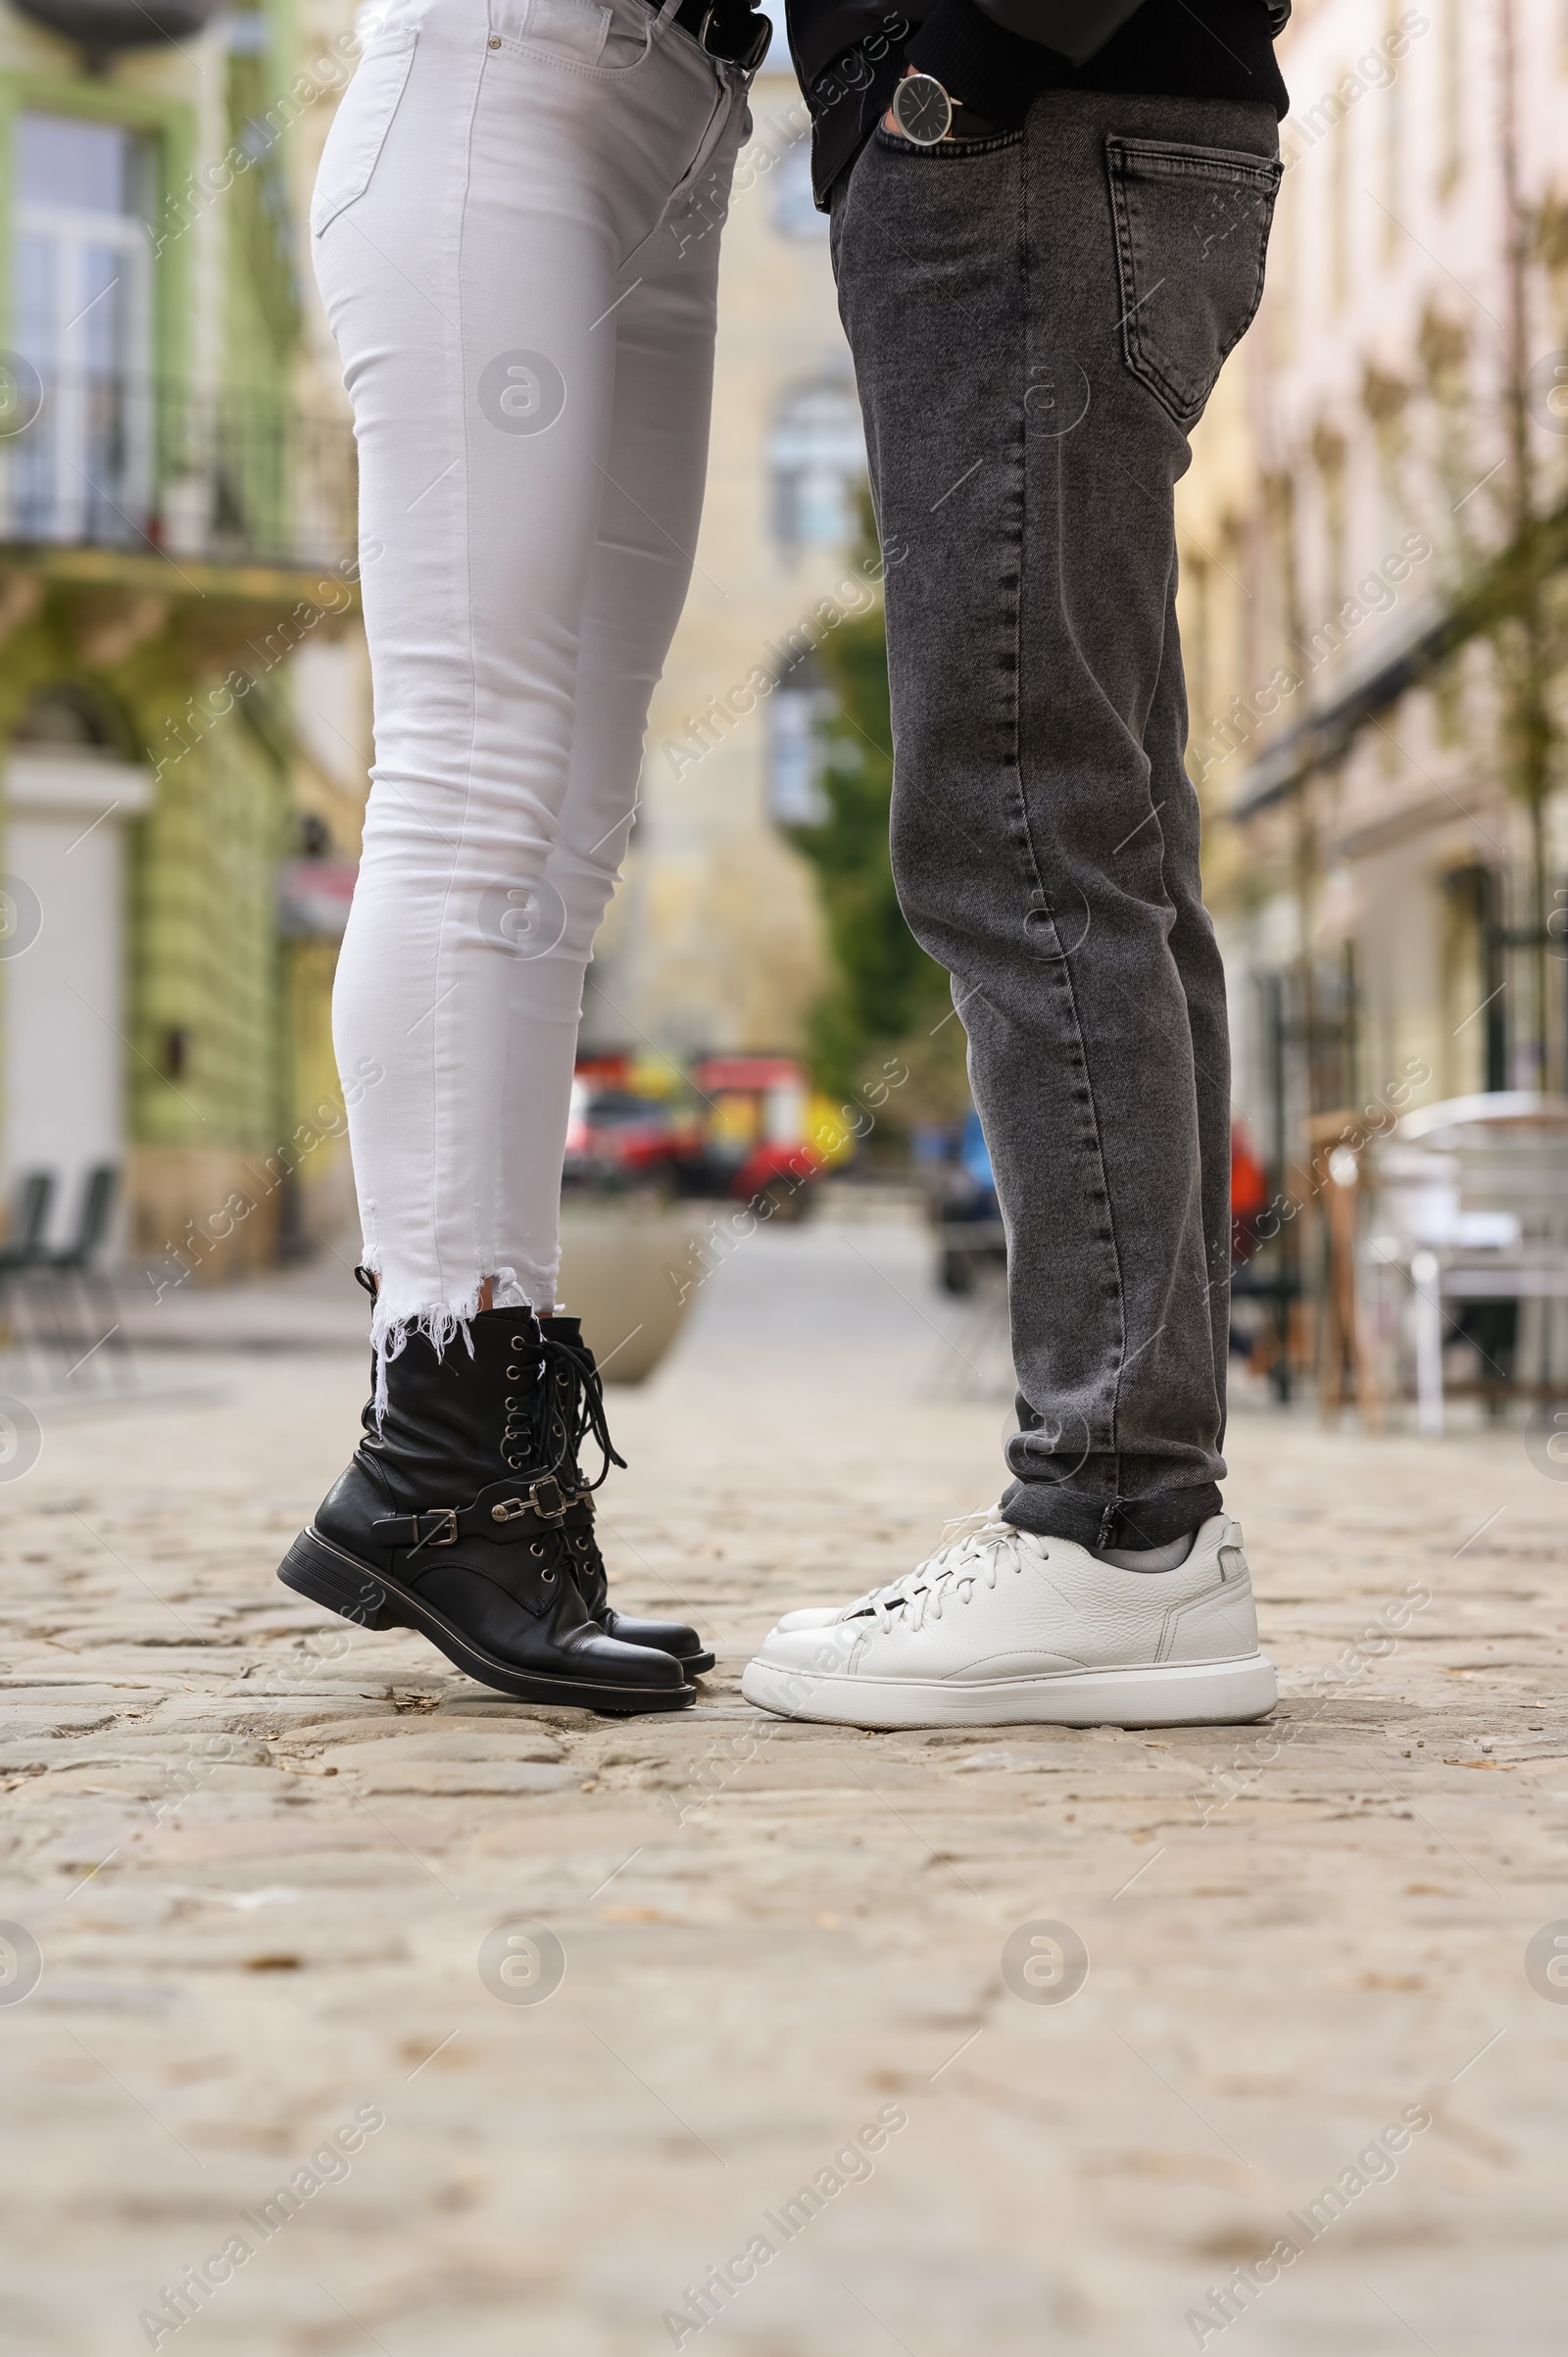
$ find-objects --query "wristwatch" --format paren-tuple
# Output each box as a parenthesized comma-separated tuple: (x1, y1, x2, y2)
(888, 70, 998, 145)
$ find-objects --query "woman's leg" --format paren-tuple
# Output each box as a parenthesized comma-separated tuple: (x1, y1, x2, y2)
(277, 1, 748, 1709)
(314, 0, 744, 1376)
(523, 192, 743, 1657)
(507, 123, 747, 1301)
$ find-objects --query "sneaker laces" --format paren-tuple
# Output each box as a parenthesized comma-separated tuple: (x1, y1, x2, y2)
(828, 1506, 1004, 1620)
(848, 1509, 1045, 1636)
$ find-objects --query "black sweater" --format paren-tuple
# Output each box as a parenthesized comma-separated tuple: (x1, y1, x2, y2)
(787, 0, 1291, 208)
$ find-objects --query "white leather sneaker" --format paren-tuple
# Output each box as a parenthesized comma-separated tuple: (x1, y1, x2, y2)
(741, 1510, 1277, 1729)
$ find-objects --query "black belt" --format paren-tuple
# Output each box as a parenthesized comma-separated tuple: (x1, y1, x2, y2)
(667, 0, 772, 70)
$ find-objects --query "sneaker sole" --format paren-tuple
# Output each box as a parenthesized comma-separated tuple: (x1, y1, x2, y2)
(739, 1650, 1278, 1729)
(278, 1528, 695, 1716)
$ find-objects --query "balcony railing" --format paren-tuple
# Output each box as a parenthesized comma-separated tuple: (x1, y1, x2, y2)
(0, 367, 358, 575)
(9, 1, 221, 53)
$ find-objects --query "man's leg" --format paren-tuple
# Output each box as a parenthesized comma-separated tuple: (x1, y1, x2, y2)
(1145, 568, 1236, 1465)
(739, 87, 1283, 1729)
(833, 89, 1279, 1548)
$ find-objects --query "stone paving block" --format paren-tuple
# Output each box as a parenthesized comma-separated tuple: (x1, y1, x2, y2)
(0, 1224, 1562, 2353)
(328, 1759, 583, 1797)
(305, 1729, 568, 1766)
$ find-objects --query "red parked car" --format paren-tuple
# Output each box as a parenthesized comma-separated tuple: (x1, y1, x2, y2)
(563, 1078, 701, 1193)
(688, 1056, 824, 1217)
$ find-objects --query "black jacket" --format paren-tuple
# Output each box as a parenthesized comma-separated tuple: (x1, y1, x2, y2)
(787, 0, 1292, 207)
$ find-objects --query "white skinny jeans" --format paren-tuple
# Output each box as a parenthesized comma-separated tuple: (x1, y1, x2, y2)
(312, 0, 749, 1372)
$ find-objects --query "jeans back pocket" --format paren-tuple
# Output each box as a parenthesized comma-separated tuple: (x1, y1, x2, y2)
(1105, 134, 1281, 428)
(311, 27, 419, 236)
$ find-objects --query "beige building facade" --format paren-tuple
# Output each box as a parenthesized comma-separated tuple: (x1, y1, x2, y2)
(583, 58, 856, 1059)
(1177, 0, 1568, 1153)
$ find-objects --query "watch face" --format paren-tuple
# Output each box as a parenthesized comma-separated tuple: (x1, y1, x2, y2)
(891, 73, 952, 147)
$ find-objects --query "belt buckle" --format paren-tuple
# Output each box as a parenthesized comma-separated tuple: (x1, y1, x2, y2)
(490, 1480, 575, 1526)
(418, 1508, 459, 1548)
(528, 1474, 569, 1522)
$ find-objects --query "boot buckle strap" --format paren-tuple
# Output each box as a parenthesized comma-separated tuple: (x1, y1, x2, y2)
(415, 1507, 459, 1548)
(490, 1475, 571, 1525)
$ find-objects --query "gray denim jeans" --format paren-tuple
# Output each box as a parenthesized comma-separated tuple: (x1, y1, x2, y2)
(830, 88, 1281, 1548)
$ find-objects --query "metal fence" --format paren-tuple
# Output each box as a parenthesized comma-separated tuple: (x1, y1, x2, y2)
(0, 365, 357, 572)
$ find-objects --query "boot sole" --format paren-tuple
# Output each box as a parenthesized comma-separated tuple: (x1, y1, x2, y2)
(739, 1650, 1278, 1730)
(278, 1528, 695, 1716)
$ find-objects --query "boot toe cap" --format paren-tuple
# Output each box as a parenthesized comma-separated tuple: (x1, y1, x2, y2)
(605, 1609, 708, 1659)
(572, 1629, 690, 1691)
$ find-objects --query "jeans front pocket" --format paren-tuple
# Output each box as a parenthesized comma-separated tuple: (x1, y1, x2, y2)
(494, 0, 656, 73)
(311, 27, 420, 236)
(1105, 133, 1281, 428)
(502, 0, 614, 66)
(874, 125, 1025, 161)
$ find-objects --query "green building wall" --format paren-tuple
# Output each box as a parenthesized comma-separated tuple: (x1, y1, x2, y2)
(0, 0, 363, 1277)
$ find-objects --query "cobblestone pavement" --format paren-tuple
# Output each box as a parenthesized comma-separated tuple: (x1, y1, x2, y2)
(1, 1218, 1563, 2357)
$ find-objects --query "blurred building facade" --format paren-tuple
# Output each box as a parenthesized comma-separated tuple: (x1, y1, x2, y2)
(583, 57, 854, 1059)
(1178, 0, 1568, 1165)
(0, 24, 854, 1286)
(0, 0, 371, 1282)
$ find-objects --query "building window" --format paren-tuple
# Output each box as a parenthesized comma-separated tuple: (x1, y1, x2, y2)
(773, 141, 826, 239)
(768, 379, 865, 550)
(1269, 167, 1295, 365)
(13, 682, 124, 751)
(1439, 0, 1462, 195)
(1329, 82, 1350, 312)
(768, 667, 836, 826)
(8, 113, 154, 546)
(1314, 427, 1348, 625)
(1382, 0, 1402, 257)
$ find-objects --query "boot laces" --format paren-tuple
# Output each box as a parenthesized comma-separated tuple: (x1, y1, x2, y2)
(536, 1335, 626, 1495)
(851, 1510, 1043, 1636)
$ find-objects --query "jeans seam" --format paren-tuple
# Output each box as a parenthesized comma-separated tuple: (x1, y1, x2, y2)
(1015, 120, 1128, 1489)
(429, 41, 492, 1308)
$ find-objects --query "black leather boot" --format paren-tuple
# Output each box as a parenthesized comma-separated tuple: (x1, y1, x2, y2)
(539, 1314, 715, 1680)
(276, 1294, 692, 1714)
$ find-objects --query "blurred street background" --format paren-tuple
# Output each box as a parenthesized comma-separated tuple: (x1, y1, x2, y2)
(1, 0, 1567, 1432)
(0, 0, 1567, 2351)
